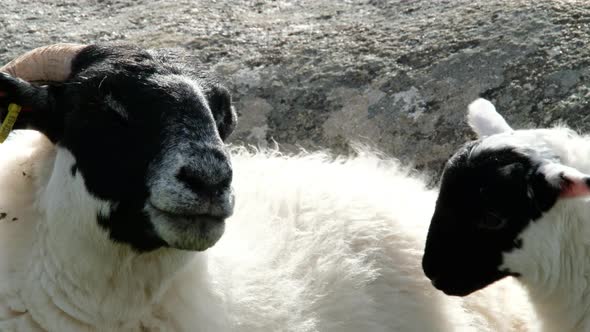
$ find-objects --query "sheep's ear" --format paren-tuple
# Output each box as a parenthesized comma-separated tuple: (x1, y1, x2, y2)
(538, 163, 590, 199)
(0, 72, 61, 141)
(467, 98, 512, 138)
(204, 84, 237, 141)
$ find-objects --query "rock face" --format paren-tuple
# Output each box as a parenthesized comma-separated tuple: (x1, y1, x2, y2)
(2, 0, 590, 176)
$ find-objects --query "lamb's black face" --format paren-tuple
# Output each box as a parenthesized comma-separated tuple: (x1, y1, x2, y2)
(0, 45, 237, 252)
(422, 142, 561, 296)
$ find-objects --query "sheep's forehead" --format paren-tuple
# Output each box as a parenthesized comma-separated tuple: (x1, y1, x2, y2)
(100, 73, 210, 117)
(447, 131, 559, 177)
(439, 135, 545, 214)
(472, 131, 541, 157)
(441, 146, 527, 204)
(97, 73, 220, 143)
(439, 127, 574, 218)
(149, 74, 209, 105)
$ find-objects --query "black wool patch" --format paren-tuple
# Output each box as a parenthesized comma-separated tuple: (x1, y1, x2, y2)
(423, 143, 561, 296)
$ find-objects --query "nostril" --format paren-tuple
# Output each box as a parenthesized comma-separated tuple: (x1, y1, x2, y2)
(176, 165, 232, 195)
(177, 166, 206, 192)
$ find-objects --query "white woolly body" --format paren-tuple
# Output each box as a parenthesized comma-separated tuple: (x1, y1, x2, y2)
(484, 126, 590, 332)
(0, 131, 535, 331)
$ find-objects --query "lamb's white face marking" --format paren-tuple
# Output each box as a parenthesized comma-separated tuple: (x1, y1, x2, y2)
(499, 211, 558, 286)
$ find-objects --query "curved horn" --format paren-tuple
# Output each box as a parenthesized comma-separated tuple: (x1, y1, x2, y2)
(0, 43, 87, 82)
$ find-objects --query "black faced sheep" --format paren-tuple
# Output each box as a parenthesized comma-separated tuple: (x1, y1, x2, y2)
(423, 98, 590, 332)
(0, 45, 535, 331)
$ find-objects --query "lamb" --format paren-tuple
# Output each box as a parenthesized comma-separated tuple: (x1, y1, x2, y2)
(0, 44, 535, 331)
(422, 98, 590, 332)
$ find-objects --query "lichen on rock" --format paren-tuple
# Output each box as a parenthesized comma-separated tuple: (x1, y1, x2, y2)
(2, 0, 590, 174)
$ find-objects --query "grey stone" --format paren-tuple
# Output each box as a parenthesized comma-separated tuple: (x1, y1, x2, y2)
(2, 0, 590, 177)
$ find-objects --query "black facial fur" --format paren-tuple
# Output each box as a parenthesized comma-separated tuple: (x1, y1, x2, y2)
(0, 44, 237, 252)
(422, 142, 561, 296)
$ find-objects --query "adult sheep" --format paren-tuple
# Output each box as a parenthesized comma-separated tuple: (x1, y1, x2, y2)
(0, 44, 534, 331)
(423, 98, 590, 332)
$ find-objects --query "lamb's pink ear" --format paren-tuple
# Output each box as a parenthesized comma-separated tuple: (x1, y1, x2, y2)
(467, 98, 513, 138)
(539, 163, 590, 198)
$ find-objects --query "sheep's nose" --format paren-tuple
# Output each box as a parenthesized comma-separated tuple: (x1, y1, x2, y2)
(148, 144, 235, 219)
(175, 151, 234, 219)
(177, 164, 232, 196)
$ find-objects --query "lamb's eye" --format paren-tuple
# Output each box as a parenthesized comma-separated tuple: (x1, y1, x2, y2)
(478, 212, 507, 230)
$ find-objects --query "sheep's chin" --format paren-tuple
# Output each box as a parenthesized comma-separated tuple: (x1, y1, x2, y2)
(146, 204, 226, 251)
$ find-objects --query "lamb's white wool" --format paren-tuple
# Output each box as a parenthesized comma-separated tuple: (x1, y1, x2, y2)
(425, 97, 590, 332)
(497, 127, 590, 332)
(467, 98, 513, 137)
(0, 132, 536, 331)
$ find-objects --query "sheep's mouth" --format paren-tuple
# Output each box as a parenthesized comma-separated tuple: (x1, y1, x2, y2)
(145, 202, 226, 251)
(147, 202, 224, 223)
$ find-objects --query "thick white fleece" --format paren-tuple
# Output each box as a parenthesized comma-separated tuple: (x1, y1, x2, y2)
(0, 131, 535, 331)
(476, 126, 590, 332)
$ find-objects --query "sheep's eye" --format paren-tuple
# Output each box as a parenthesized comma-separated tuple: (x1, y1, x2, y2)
(104, 95, 129, 123)
(478, 212, 507, 230)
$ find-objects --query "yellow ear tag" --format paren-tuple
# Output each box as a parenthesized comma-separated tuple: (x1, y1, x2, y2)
(0, 103, 22, 143)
